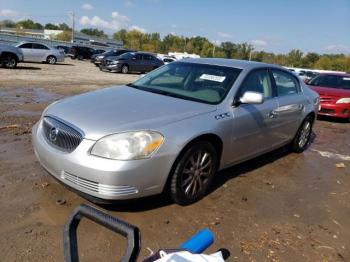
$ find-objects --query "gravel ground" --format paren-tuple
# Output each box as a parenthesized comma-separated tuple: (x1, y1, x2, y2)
(0, 60, 349, 261)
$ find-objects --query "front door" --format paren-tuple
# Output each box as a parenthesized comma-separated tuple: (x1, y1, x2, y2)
(230, 68, 279, 163)
(18, 43, 33, 61)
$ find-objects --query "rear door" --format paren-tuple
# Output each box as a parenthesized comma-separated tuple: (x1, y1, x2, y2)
(32, 43, 49, 62)
(271, 69, 307, 144)
(132, 54, 144, 72)
(230, 68, 279, 162)
(143, 54, 156, 72)
(18, 43, 33, 61)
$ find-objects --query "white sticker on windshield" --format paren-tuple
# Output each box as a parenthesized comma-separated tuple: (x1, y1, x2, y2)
(200, 74, 226, 82)
(343, 77, 350, 81)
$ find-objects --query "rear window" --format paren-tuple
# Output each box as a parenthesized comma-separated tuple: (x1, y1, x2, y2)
(308, 75, 350, 90)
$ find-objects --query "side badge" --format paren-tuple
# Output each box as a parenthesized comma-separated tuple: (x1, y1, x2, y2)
(215, 112, 230, 120)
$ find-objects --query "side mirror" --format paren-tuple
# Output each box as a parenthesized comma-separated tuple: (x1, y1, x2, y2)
(239, 91, 264, 104)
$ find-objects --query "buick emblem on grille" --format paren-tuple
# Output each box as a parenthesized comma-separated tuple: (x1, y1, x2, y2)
(49, 127, 59, 142)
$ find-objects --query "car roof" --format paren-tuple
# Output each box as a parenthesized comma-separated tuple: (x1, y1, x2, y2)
(180, 58, 284, 70)
(19, 41, 48, 46)
(318, 72, 350, 77)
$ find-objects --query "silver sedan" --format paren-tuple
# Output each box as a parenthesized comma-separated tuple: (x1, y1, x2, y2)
(16, 42, 64, 64)
(32, 59, 319, 205)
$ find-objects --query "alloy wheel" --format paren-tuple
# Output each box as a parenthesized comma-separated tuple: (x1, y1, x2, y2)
(298, 120, 311, 148)
(180, 150, 214, 197)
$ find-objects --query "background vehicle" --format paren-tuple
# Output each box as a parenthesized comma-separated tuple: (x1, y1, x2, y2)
(0, 44, 23, 68)
(33, 59, 319, 205)
(68, 46, 96, 60)
(99, 51, 164, 73)
(54, 45, 70, 56)
(91, 49, 132, 66)
(305, 71, 318, 81)
(16, 42, 64, 64)
(307, 73, 350, 120)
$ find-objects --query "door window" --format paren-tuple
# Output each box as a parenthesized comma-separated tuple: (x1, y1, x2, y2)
(19, 43, 32, 48)
(272, 70, 300, 96)
(135, 54, 143, 60)
(32, 43, 49, 50)
(143, 54, 154, 61)
(238, 69, 273, 99)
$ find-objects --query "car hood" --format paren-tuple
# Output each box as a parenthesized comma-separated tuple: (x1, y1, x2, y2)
(45, 86, 217, 140)
(308, 85, 350, 97)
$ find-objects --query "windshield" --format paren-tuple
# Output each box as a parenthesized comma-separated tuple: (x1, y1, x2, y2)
(102, 50, 114, 56)
(308, 74, 350, 90)
(131, 62, 242, 104)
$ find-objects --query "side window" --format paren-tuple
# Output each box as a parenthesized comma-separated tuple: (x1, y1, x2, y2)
(136, 54, 143, 60)
(19, 43, 32, 48)
(238, 69, 273, 99)
(33, 44, 49, 50)
(272, 70, 300, 96)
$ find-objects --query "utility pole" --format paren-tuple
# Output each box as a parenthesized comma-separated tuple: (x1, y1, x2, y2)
(70, 10, 75, 43)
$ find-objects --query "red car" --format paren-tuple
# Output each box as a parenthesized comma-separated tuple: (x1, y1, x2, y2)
(307, 73, 350, 120)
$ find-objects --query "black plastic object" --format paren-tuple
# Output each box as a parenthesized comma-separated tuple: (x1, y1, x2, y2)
(64, 204, 141, 262)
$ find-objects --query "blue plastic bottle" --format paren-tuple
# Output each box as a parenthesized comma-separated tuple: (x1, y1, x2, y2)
(180, 228, 214, 254)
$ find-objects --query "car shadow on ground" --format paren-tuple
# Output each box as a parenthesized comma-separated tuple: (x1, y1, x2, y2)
(210, 131, 317, 193)
(53, 63, 74, 66)
(317, 115, 349, 124)
(97, 133, 316, 212)
(11, 66, 41, 70)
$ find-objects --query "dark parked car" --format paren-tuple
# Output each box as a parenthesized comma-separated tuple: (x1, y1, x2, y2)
(91, 49, 132, 66)
(54, 45, 71, 56)
(68, 46, 96, 60)
(99, 52, 164, 73)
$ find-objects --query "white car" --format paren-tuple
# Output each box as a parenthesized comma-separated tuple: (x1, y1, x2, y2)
(16, 42, 65, 64)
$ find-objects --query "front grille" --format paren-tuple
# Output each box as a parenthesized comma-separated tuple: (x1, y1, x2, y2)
(61, 171, 138, 196)
(319, 108, 335, 114)
(42, 116, 83, 153)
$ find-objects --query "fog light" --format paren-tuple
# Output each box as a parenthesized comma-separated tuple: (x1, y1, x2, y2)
(342, 109, 349, 115)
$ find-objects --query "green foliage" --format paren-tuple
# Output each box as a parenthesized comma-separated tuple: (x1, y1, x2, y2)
(45, 23, 60, 30)
(0, 19, 16, 28)
(16, 19, 44, 30)
(80, 28, 107, 38)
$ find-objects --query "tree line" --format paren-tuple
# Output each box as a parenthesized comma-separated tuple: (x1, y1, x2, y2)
(1, 19, 349, 72)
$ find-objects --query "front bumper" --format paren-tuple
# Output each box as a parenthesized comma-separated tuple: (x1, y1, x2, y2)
(318, 102, 350, 118)
(32, 121, 173, 200)
(100, 63, 122, 71)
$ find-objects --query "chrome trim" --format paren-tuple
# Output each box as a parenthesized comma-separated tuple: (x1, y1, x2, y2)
(61, 171, 139, 197)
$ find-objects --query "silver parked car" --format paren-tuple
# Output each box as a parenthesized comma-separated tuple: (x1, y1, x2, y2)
(32, 59, 319, 205)
(16, 42, 64, 64)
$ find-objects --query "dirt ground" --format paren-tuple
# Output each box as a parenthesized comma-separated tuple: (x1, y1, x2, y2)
(0, 60, 349, 262)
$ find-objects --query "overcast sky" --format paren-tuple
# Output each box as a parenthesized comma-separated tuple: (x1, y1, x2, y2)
(0, 0, 349, 54)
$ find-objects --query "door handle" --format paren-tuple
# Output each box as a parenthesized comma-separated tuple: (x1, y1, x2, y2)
(268, 110, 278, 119)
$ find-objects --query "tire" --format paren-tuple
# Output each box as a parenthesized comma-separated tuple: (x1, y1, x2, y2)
(78, 55, 84, 60)
(121, 64, 129, 74)
(46, 55, 57, 65)
(290, 116, 313, 153)
(1, 54, 17, 69)
(169, 141, 218, 205)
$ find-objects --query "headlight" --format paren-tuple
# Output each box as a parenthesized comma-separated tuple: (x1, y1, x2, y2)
(91, 131, 164, 160)
(97, 55, 104, 59)
(336, 98, 350, 104)
(111, 60, 120, 65)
